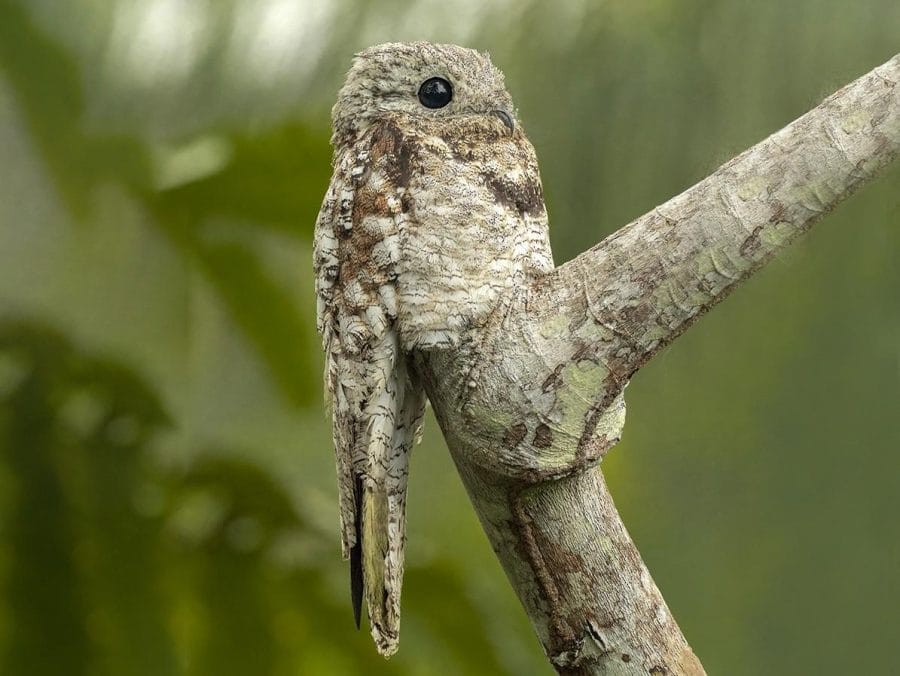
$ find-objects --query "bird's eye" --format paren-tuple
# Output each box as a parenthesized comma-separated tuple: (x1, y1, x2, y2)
(418, 77, 453, 109)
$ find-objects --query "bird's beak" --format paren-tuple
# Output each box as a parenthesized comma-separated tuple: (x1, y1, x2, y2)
(492, 109, 515, 133)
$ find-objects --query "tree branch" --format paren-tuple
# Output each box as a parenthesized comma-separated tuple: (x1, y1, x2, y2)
(548, 53, 899, 389)
(418, 54, 898, 674)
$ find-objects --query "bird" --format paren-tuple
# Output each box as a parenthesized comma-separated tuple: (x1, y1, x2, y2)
(313, 41, 554, 656)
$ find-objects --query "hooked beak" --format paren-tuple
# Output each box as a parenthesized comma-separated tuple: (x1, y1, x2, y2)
(492, 109, 515, 133)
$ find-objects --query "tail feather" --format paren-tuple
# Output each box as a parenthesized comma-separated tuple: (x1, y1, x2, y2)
(361, 353, 402, 655)
(361, 362, 426, 656)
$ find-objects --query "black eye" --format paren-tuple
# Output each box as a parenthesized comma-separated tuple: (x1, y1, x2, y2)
(418, 77, 453, 109)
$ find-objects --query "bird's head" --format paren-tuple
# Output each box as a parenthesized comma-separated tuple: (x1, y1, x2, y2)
(331, 41, 517, 143)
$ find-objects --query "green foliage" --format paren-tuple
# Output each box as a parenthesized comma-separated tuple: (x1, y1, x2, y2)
(0, 1, 897, 674)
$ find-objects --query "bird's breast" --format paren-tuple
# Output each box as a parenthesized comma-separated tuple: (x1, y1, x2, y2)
(393, 119, 552, 350)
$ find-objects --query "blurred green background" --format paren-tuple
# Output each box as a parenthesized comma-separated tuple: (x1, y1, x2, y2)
(0, 1, 897, 674)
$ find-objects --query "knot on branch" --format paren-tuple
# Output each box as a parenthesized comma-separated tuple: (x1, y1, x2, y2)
(424, 286, 630, 482)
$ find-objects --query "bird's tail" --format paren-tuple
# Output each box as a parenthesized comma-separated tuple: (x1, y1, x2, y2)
(360, 364, 425, 656)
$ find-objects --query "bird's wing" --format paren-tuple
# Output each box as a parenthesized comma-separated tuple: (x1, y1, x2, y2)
(314, 122, 426, 656)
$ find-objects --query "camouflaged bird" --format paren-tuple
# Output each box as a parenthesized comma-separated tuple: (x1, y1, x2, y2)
(313, 42, 553, 655)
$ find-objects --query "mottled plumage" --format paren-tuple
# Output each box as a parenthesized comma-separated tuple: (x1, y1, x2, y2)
(314, 42, 553, 655)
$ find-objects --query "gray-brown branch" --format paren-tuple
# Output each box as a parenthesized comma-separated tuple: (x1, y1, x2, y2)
(418, 54, 899, 674)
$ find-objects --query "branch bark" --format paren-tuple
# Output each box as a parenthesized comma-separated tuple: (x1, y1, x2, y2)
(418, 54, 899, 674)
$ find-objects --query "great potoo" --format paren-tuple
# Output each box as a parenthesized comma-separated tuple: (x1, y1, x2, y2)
(313, 41, 553, 655)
